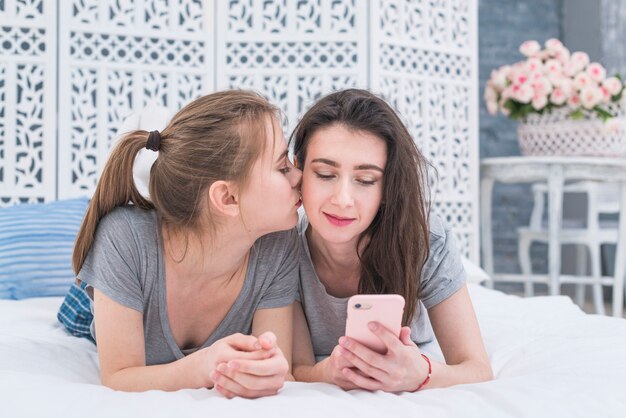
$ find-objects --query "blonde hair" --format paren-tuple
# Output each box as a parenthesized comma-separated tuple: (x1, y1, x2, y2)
(73, 90, 278, 274)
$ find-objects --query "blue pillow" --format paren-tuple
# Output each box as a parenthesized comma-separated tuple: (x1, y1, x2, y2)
(0, 198, 89, 299)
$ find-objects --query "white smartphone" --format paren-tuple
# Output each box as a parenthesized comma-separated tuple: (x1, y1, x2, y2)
(345, 294, 405, 354)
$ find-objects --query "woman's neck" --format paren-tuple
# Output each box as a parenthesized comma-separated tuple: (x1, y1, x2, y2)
(306, 226, 363, 297)
(162, 222, 255, 288)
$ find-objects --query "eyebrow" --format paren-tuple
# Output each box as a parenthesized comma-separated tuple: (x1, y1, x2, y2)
(275, 149, 289, 163)
(311, 158, 384, 173)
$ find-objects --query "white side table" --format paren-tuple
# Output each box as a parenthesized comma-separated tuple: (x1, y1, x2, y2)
(480, 156, 626, 317)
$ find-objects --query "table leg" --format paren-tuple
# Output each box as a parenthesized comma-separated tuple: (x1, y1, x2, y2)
(480, 177, 495, 288)
(613, 182, 626, 317)
(547, 165, 563, 296)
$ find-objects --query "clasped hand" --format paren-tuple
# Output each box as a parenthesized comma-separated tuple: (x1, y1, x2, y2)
(204, 331, 288, 399)
(323, 323, 430, 392)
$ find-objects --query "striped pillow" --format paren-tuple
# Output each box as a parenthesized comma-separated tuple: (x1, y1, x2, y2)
(0, 198, 89, 299)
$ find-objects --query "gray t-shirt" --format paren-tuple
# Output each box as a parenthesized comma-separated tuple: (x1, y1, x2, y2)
(297, 213, 466, 359)
(79, 206, 299, 365)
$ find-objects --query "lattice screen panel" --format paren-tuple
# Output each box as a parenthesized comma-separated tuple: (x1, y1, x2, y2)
(0, 0, 479, 261)
(0, 0, 56, 205)
(56, 0, 212, 198)
(215, 0, 367, 133)
(371, 0, 479, 260)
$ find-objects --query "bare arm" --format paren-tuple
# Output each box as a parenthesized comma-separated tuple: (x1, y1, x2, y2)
(337, 285, 493, 391)
(292, 301, 359, 389)
(210, 304, 294, 398)
(251, 304, 294, 371)
(93, 289, 267, 392)
(425, 285, 494, 387)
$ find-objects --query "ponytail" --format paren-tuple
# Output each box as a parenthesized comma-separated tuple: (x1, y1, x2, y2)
(72, 131, 154, 275)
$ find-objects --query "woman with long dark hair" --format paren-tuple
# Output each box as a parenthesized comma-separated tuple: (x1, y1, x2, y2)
(290, 89, 492, 391)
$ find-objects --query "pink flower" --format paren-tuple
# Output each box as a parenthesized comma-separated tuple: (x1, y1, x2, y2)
(519, 40, 541, 57)
(573, 72, 593, 90)
(550, 88, 568, 105)
(554, 47, 571, 64)
(602, 76, 623, 95)
(579, 86, 603, 109)
(512, 84, 533, 103)
(568, 93, 581, 108)
(486, 98, 499, 115)
(532, 93, 548, 110)
(586, 63, 607, 82)
(544, 59, 563, 75)
(525, 58, 543, 73)
(600, 86, 611, 103)
(531, 76, 553, 95)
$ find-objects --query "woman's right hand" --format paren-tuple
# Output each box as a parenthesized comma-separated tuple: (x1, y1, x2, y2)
(199, 333, 274, 388)
(208, 332, 289, 398)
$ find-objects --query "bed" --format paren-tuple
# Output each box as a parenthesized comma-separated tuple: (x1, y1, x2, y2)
(2, 283, 625, 418)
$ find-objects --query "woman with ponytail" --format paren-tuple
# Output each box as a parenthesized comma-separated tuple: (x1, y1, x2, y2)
(57, 90, 303, 398)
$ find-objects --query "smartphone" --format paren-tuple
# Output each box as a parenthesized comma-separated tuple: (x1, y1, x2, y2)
(345, 294, 405, 354)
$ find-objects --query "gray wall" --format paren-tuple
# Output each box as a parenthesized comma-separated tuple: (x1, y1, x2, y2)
(479, 0, 563, 274)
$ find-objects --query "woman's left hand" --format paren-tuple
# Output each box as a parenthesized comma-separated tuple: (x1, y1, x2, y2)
(337, 323, 430, 392)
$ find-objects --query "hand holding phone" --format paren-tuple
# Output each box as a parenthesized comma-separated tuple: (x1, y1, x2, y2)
(345, 294, 405, 354)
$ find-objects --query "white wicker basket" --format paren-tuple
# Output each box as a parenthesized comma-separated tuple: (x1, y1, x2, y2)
(517, 100, 626, 157)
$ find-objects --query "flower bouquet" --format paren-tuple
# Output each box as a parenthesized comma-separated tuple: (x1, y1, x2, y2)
(485, 39, 626, 157)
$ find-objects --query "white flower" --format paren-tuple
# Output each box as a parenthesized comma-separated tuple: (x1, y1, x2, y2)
(571, 51, 590, 69)
(545, 38, 564, 52)
(586, 63, 607, 82)
(490, 66, 510, 90)
(573, 72, 593, 90)
(486, 98, 499, 115)
(579, 86, 603, 109)
(602, 76, 623, 96)
(499, 97, 511, 116)
(484, 84, 498, 102)
(519, 40, 541, 57)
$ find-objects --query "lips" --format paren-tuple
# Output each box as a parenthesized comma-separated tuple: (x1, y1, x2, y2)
(323, 212, 355, 227)
(295, 198, 302, 208)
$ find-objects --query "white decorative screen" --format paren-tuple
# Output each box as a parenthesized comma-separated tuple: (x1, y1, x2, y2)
(216, 0, 367, 133)
(0, 0, 56, 205)
(57, 0, 212, 198)
(0, 0, 479, 261)
(371, 0, 478, 260)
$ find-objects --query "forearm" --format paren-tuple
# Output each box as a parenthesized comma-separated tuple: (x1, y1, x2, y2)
(102, 354, 210, 392)
(293, 362, 327, 383)
(423, 357, 493, 390)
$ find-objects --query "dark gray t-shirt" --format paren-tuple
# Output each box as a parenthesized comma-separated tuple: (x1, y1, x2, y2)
(297, 214, 466, 360)
(79, 206, 299, 365)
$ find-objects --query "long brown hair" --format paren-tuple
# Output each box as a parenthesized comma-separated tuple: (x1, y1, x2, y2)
(73, 90, 278, 274)
(292, 89, 431, 325)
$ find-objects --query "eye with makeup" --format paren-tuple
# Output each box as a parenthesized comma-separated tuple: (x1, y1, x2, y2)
(314, 171, 379, 186)
(278, 157, 294, 174)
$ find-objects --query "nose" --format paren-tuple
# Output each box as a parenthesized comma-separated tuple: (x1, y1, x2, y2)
(290, 165, 303, 188)
(330, 178, 354, 208)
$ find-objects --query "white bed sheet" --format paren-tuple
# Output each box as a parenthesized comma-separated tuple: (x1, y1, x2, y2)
(1, 284, 625, 418)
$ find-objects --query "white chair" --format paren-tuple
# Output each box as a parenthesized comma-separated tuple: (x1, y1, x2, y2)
(109, 102, 173, 198)
(517, 181, 620, 314)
